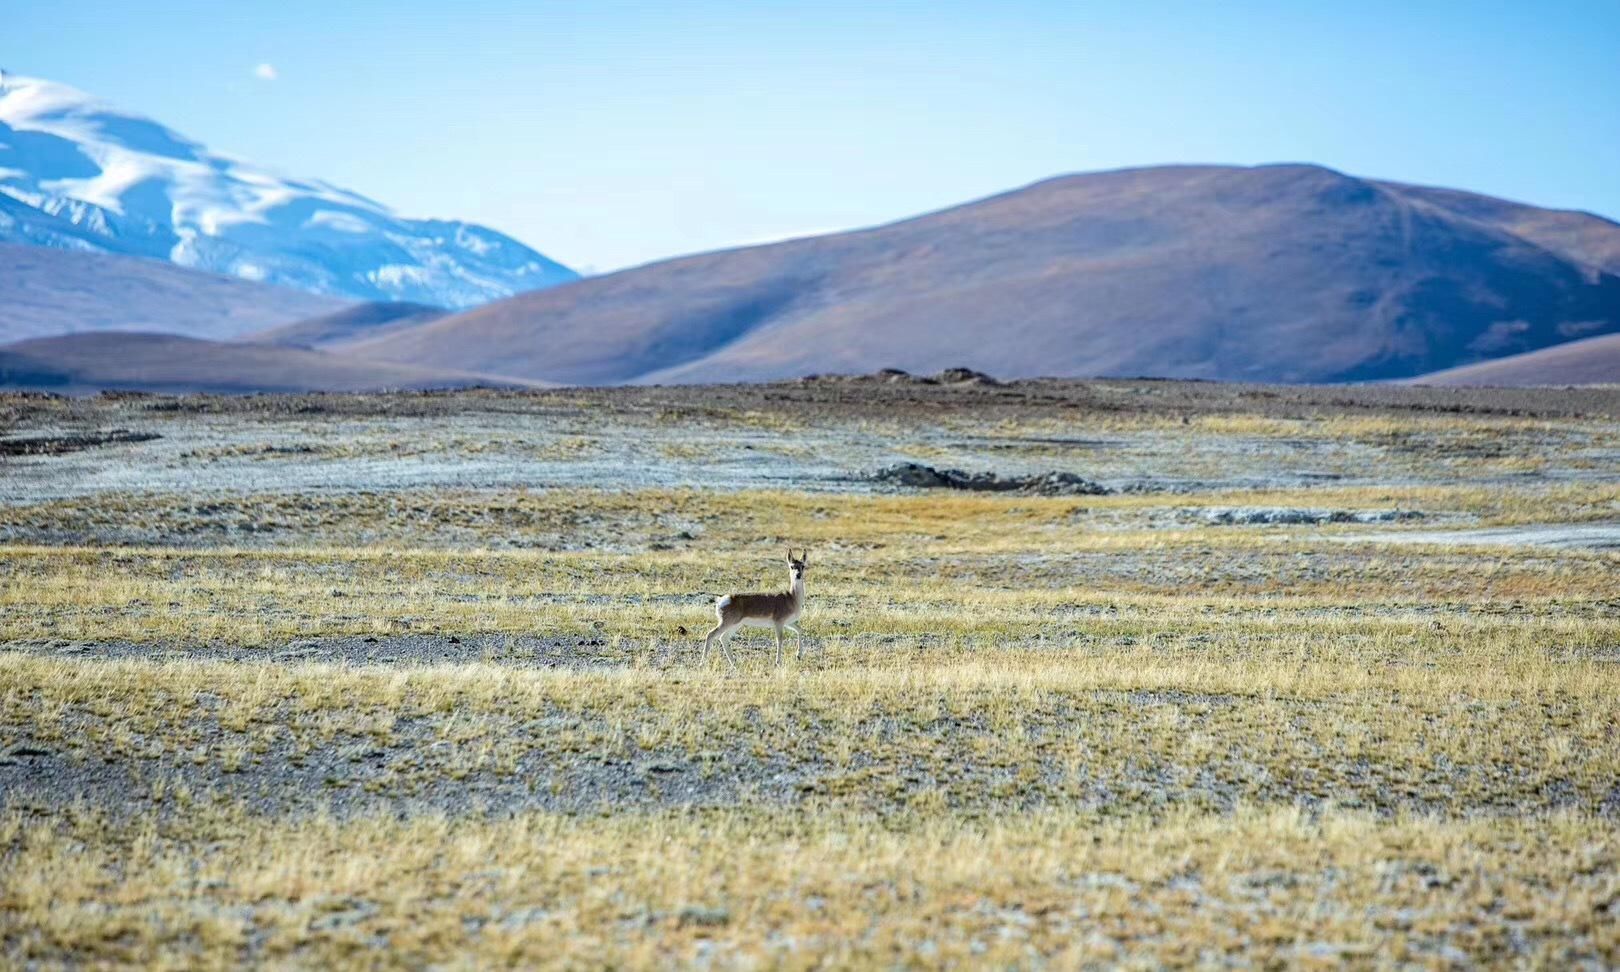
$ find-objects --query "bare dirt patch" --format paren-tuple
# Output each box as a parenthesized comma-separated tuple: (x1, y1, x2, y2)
(1345, 521, 1620, 550)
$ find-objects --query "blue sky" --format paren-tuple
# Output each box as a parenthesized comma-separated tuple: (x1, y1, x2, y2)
(9, 1, 1619, 272)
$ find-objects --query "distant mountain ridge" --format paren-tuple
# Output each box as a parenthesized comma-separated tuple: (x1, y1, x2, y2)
(7, 157, 1619, 393)
(339, 164, 1620, 386)
(0, 73, 577, 308)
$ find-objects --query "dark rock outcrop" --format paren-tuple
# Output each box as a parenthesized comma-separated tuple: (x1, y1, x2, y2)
(873, 463, 1109, 496)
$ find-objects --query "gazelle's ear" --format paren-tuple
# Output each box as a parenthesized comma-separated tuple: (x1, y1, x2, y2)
(786, 547, 794, 563)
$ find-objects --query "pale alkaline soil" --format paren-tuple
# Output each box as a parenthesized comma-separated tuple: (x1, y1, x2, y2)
(3, 380, 1619, 511)
(2, 379, 1619, 967)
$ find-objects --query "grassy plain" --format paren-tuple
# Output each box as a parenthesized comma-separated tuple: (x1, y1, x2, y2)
(1, 379, 1617, 966)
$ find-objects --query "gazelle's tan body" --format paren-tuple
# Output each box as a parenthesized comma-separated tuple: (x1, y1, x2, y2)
(716, 591, 803, 628)
(702, 550, 807, 668)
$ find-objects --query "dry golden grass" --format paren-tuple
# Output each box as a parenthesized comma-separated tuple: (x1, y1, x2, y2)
(4, 482, 1617, 549)
(4, 539, 1618, 653)
(3, 645, 1617, 825)
(3, 803, 1615, 968)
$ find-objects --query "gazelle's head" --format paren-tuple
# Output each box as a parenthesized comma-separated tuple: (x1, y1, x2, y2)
(786, 548, 809, 583)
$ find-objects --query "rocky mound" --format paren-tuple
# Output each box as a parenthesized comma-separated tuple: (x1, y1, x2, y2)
(872, 463, 1109, 496)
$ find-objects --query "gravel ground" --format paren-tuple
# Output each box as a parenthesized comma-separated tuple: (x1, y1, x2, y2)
(4, 378, 1618, 506)
(1344, 521, 1620, 550)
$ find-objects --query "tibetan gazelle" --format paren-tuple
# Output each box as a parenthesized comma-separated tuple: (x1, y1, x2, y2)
(701, 549, 808, 669)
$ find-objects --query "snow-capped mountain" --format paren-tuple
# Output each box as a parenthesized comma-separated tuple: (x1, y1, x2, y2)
(0, 72, 577, 308)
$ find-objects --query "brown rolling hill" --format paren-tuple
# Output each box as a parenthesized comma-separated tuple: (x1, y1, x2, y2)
(336, 164, 1620, 386)
(246, 301, 448, 350)
(0, 243, 350, 344)
(0, 332, 539, 395)
(1410, 333, 1620, 387)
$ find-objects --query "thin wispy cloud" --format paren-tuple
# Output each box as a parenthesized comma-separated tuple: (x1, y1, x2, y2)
(253, 63, 278, 82)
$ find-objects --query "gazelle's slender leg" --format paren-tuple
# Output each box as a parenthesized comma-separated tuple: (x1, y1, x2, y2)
(774, 625, 785, 666)
(718, 626, 740, 671)
(703, 618, 736, 668)
(787, 621, 803, 659)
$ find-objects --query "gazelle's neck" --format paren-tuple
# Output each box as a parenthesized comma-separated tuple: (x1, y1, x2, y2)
(789, 574, 805, 603)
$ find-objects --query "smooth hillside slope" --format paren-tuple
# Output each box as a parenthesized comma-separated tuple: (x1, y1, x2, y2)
(340, 164, 1620, 385)
(0, 332, 538, 395)
(1410, 333, 1620, 387)
(1381, 182, 1620, 277)
(246, 302, 448, 350)
(0, 243, 349, 343)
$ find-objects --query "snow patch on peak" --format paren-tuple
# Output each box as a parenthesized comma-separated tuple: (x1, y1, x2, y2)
(455, 224, 499, 256)
(371, 265, 431, 286)
(305, 210, 371, 233)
